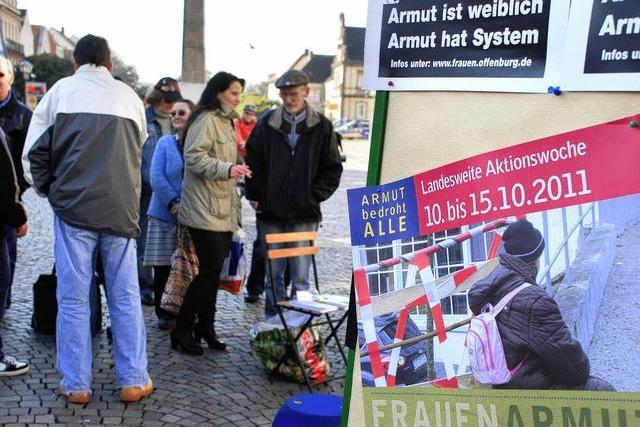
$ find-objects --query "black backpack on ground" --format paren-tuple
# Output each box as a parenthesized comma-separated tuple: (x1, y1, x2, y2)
(32, 266, 102, 337)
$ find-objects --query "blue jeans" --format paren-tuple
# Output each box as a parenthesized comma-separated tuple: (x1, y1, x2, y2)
(261, 221, 318, 318)
(0, 233, 9, 360)
(54, 216, 149, 392)
(0, 225, 16, 312)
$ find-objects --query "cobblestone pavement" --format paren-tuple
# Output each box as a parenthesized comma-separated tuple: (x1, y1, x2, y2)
(0, 140, 369, 426)
(587, 220, 640, 392)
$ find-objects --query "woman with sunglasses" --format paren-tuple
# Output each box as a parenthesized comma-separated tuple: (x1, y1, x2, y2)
(144, 99, 195, 330)
(171, 72, 252, 355)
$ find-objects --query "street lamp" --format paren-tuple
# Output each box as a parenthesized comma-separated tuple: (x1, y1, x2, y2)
(17, 59, 33, 82)
(16, 60, 34, 104)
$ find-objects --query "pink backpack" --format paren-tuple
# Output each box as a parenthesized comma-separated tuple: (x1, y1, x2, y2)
(466, 283, 530, 385)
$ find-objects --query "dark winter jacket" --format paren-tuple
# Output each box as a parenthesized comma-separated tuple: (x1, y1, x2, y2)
(0, 128, 27, 236)
(22, 64, 147, 239)
(468, 253, 590, 389)
(141, 106, 170, 195)
(0, 90, 32, 195)
(245, 103, 343, 223)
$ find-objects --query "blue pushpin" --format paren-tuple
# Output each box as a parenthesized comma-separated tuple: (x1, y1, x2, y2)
(547, 86, 562, 96)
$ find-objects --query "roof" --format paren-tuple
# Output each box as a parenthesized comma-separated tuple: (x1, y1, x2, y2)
(48, 28, 75, 50)
(301, 54, 334, 84)
(345, 26, 365, 62)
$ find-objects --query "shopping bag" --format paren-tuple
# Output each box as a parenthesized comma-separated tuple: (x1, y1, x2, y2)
(250, 312, 331, 384)
(161, 225, 199, 315)
(219, 229, 246, 295)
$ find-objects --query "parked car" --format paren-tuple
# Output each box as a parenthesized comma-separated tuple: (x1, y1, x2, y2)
(336, 119, 370, 139)
(332, 118, 352, 129)
(357, 312, 430, 386)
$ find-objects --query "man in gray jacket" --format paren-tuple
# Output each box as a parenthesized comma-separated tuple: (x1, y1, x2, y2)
(23, 35, 152, 404)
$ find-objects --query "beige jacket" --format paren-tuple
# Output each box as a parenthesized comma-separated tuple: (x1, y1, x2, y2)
(179, 109, 241, 232)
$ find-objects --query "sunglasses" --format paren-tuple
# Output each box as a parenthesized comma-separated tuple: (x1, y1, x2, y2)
(170, 110, 187, 117)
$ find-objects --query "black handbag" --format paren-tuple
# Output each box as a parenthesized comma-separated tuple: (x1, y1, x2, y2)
(31, 267, 57, 334)
(31, 266, 102, 337)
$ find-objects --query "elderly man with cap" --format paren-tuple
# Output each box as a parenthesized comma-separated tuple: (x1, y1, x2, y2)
(468, 219, 614, 391)
(138, 77, 182, 305)
(245, 69, 343, 317)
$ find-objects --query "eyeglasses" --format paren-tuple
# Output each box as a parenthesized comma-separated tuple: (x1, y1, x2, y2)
(170, 110, 187, 117)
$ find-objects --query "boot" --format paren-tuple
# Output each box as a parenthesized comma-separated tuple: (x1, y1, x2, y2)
(170, 327, 204, 355)
(194, 323, 227, 351)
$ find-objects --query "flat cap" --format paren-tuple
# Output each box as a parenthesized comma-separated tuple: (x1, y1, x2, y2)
(275, 69, 310, 89)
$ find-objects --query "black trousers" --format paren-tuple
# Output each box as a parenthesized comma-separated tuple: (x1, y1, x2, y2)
(176, 228, 232, 330)
(153, 265, 171, 319)
(245, 222, 265, 296)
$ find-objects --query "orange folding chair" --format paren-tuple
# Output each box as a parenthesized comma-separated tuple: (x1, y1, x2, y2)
(265, 231, 348, 392)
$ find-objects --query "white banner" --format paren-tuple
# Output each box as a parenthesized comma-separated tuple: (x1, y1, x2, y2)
(363, 0, 569, 92)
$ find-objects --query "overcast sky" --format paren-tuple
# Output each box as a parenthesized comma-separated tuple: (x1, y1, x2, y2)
(18, 0, 369, 85)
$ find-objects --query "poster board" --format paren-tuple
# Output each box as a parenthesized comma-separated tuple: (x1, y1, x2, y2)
(342, 1, 640, 425)
(344, 90, 640, 426)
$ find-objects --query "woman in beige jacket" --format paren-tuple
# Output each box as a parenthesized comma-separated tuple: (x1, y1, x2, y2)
(171, 72, 252, 355)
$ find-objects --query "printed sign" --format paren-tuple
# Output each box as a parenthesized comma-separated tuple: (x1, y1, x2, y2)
(25, 82, 47, 110)
(347, 114, 640, 423)
(365, 388, 639, 426)
(562, 0, 639, 90)
(363, 0, 568, 92)
(583, 0, 640, 74)
(349, 115, 640, 245)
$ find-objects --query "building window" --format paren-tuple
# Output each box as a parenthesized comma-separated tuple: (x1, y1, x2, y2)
(356, 102, 367, 119)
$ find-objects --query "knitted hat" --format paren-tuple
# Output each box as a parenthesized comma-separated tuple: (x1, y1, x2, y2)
(502, 220, 545, 264)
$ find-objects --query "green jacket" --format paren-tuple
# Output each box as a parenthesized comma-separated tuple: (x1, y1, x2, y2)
(179, 108, 241, 232)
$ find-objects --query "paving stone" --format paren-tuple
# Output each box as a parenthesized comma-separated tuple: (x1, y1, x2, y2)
(16, 414, 35, 423)
(160, 413, 181, 423)
(35, 415, 56, 423)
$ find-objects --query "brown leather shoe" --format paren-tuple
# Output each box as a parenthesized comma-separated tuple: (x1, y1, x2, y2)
(58, 388, 91, 404)
(120, 378, 153, 403)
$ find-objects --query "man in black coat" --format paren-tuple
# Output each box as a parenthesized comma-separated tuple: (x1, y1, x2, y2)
(468, 220, 614, 390)
(0, 127, 29, 376)
(245, 70, 343, 317)
(0, 56, 32, 312)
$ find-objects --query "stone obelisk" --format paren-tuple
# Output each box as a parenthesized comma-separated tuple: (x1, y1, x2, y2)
(181, 0, 205, 83)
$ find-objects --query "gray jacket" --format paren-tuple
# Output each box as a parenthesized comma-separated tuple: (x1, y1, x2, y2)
(22, 64, 147, 238)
